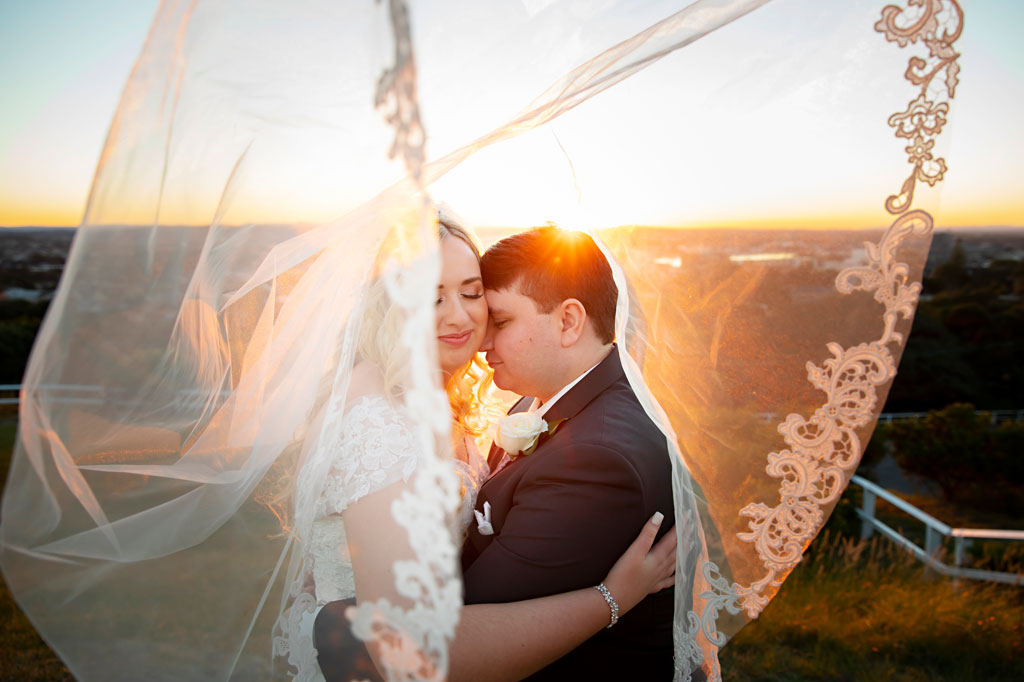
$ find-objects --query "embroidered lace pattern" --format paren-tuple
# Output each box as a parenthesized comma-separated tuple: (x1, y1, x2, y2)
(316, 396, 420, 520)
(273, 395, 422, 682)
(342, 4, 465, 677)
(375, 0, 426, 185)
(876, 0, 964, 215)
(681, 2, 964, 680)
(274, 395, 485, 681)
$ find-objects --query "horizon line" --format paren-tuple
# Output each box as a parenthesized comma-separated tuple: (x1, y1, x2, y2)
(3, 223, 1024, 232)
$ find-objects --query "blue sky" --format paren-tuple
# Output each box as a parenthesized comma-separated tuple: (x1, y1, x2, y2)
(1, 0, 1021, 228)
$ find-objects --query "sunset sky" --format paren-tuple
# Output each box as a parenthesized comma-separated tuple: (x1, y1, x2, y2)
(1, 0, 1022, 229)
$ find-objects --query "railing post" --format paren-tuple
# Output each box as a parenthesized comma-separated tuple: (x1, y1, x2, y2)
(860, 488, 876, 540)
(952, 536, 973, 588)
(851, 474, 1024, 586)
(925, 525, 941, 558)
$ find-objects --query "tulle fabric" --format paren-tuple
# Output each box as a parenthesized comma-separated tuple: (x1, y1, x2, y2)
(0, 0, 960, 680)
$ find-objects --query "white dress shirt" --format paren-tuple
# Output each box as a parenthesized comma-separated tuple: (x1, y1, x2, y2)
(490, 355, 608, 476)
(528, 359, 602, 418)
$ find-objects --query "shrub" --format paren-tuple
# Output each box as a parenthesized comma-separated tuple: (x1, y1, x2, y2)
(889, 403, 987, 503)
(886, 403, 1024, 516)
(858, 421, 891, 477)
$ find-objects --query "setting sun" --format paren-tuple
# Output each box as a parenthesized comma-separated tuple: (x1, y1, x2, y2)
(1, 1, 1022, 230)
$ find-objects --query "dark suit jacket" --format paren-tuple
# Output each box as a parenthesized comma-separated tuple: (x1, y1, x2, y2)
(461, 350, 677, 681)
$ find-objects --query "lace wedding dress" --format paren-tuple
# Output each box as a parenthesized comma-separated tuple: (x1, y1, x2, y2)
(276, 395, 489, 682)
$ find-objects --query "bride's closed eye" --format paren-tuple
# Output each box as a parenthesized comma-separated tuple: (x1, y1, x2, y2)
(437, 292, 483, 304)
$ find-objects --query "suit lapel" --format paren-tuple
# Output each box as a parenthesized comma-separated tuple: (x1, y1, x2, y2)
(538, 348, 623, 424)
(485, 348, 624, 475)
(467, 349, 625, 569)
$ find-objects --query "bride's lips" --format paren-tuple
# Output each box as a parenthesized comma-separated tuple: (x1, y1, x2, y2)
(439, 330, 473, 347)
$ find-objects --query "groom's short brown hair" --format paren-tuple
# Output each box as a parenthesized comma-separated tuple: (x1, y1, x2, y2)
(481, 226, 617, 344)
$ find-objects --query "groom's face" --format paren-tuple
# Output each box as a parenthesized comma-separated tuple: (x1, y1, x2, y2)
(481, 285, 563, 399)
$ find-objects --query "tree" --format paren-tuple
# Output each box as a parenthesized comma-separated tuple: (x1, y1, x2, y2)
(0, 299, 49, 383)
(888, 403, 987, 502)
(927, 238, 969, 292)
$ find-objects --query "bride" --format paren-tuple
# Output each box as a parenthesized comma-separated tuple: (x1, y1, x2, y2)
(277, 210, 678, 682)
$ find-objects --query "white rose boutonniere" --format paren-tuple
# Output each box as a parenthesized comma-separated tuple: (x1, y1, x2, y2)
(494, 412, 567, 459)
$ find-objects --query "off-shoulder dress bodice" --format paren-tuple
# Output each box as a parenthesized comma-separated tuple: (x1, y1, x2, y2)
(308, 395, 487, 604)
(277, 395, 488, 681)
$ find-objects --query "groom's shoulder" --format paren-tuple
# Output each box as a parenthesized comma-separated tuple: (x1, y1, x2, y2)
(587, 374, 665, 442)
(545, 377, 669, 467)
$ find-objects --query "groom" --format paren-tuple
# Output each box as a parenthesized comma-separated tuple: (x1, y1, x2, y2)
(462, 226, 677, 679)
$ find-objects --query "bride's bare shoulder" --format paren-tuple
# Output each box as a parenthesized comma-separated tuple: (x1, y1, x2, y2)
(344, 361, 387, 402)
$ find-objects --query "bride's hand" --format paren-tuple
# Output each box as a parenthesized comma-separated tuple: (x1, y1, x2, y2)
(601, 512, 678, 616)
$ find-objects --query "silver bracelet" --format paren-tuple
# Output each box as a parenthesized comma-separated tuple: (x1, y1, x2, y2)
(594, 582, 619, 628)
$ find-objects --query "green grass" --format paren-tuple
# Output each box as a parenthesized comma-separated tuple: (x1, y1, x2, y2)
(720, 532, 1024, 682)
(0, 423, 17, 497)
(1, 426, 1021, 681)
(0, 423, 75, 681)
(0, 594, 74, 682)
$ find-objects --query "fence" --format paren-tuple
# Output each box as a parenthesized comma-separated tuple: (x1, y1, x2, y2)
(5, 384, 1022, 584)
(877, 409, 1024, 425)
(0, 383, 106, 406)
(852, 474, 1024, 586)
(0, 384, 227, 409)
(753, 409, 1024, 425)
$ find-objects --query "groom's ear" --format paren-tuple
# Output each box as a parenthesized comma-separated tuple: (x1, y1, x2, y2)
(557, 298, 588, 348)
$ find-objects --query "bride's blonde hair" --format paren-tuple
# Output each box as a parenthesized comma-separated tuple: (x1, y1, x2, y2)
(437, 212, 494, 437)
(260, 211, 495, 529)
(354, 211, 493, 437)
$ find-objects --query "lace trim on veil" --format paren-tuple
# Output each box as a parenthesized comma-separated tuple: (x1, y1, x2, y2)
(680, 3, 964, 679)
(272, 396, 422, 680)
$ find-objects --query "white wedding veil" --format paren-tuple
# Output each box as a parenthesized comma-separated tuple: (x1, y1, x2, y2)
(0, 0, 963, 680)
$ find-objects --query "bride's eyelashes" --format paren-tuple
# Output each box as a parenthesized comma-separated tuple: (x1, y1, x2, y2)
(436, 291, 485, 304)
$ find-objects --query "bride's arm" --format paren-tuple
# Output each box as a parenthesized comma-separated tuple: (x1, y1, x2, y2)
(342, 490, 676, 682)
(448, 512, 676, 682)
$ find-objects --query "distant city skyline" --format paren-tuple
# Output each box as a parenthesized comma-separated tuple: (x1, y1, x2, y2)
(1, 0, 1022, 229)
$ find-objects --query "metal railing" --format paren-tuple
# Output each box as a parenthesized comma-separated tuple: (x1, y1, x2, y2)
(0, 384, 18, 405)
(851, 474, 1024, 586)
(752, 409, 1024, 426)
(0, 383, 107, 406)
(4, 383, 1022, 586)
(0, 384, 232, 409)
(876, 409, 1024, 425)
(11, 387, 1020, 422)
